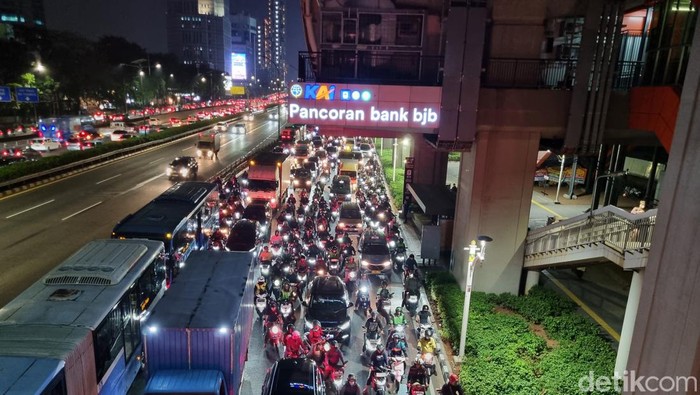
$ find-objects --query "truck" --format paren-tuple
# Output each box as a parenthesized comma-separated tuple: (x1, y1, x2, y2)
(196, 131, 221, 159)
(142, 251, 255, 395)
(37, 115, 96, 142)
(244, 152, 293, 210)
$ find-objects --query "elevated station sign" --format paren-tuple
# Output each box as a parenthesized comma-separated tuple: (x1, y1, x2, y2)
(287, 83, 442, 131)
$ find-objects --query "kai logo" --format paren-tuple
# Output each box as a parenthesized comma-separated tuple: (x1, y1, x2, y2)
(289, 84, 303, 98)
(304, 84, 336, 100)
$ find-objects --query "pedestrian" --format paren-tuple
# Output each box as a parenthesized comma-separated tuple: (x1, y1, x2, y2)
(402, 196, 410, 222)
(450, 183, 458, 193)
(441, 373, 465, 395)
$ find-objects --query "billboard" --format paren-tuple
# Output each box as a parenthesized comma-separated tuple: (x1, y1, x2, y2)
(231, 53, 247, 80)
(230, 86, 246, 95)
(287, 83, 442, 130)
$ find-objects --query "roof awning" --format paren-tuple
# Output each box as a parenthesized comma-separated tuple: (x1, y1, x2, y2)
(406, 183, 456, 217)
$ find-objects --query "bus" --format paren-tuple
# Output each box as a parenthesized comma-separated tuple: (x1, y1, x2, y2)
(112, 181, 219, 283)
(0, 239, 166, 395)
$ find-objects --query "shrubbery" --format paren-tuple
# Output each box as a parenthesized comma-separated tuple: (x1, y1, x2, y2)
(425, 272, 617, 394)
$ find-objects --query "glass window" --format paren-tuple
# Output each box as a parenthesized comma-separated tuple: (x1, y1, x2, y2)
(396, 15, 423, 46)
(343, 19, 357, 44)
(359, 14, 383, 44)
(94, 305, 124, 381)
(322, 13, 342, 43)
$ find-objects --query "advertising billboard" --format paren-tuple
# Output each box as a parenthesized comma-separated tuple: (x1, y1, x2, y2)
(231, 53, 247, 80)
(287, 83, 442, 130)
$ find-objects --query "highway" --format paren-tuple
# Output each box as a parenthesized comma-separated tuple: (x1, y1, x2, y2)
(0, 114, 282, 307)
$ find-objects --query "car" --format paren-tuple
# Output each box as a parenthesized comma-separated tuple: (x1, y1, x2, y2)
(261, 358, 325, 395)
(148, 117, 161, 126)
(303, 275, 352, 344)
(359, 231, 392, 278)
(302, 161, 318, 178)
(233, 123, 247, 134)
(271, 146, 285, 154)
(110, 130, 136, 141)
(314, 150, 327, 161)
(169, 117, 181, 127)
(243, 113, 254, 122)
(29, 138, 60, 152)
(329, 175, 352, 200)
(326, 146, 339, 158)
(291, 168, 313, 190)
(166, 156, 198, 180)
(215, 121, 228, 132)
(268, 112, 279, 120)
(65, 138, 84, 151)
(337, 202, 363, 233)
(294, 144, 310, 162)
(77, 130, 101, 141)
(0, 156, 28, 167)
(243, 201, 271, 235)
(359, 143, 373, 156)
(225, 219, 258, 251)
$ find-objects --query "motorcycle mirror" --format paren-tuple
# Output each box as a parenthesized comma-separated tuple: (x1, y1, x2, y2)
(347, 302, 354, 308)
(301, 301, 308, 307)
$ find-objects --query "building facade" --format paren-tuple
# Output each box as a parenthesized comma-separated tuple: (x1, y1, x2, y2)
(0, 0, 44, 39)
(230, 13, 257, 81)
(166, 0, 232, 73)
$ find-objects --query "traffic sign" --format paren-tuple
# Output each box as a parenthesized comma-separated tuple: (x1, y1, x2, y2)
(0, 86, 11, 102)
(15, 87, 39, 103)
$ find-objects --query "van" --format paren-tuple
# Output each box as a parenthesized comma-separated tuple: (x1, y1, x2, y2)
(339, 162, 358, 185)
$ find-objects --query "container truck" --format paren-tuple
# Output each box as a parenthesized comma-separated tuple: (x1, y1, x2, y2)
(244, 152, 292, 210)
(142, 250, 255, 395)
(196, 131, 221, 159)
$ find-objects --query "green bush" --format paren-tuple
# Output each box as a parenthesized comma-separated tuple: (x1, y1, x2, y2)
(376, 144, 404, 206)
(425, 273, 618, 394)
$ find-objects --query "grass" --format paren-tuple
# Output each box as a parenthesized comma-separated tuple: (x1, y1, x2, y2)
(448, 151, 461, 161)
(376, 142, 404, 207)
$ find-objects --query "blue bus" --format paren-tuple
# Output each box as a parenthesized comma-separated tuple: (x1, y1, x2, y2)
(0, 239, 166, 395)
(112, 181, 219, 283)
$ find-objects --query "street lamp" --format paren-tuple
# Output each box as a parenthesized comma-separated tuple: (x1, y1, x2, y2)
(34, 61, 46, 73)
(457, 235, 493, 361)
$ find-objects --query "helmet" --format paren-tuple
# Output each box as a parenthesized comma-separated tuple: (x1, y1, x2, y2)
(275, 230, 280, 235)
(414, 356, 421, 365)
(263, 246, 269, 251)
(422, 305, 429, 312)
(286, 324, 295, 333)
(394, 307, 402, 314)
(381, 280, 388, 287)
(449, 373, 459, 384)
(329, 340, 338, 347)
(424, 330, 432, 340)
(369, 311, 377, 320)
(282, 283, 290, 291)
(376, 343, 385, 351)
(347, 374, 357, 383)
(392, 333, 399, 339)
(257, 277, 265, 284)
(313, 320, 321, 329)
(399, 238, 404, 242)
(300, 254, 306, 259)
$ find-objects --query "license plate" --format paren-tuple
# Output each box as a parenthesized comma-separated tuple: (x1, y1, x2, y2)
(372, 270, 381, 274)
(327, 334, 334, 339)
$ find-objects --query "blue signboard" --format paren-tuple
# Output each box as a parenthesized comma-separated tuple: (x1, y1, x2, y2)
(0, 86, 11, 102)
(15, 87, 39, 103)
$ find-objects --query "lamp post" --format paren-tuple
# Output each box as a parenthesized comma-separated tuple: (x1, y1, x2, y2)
(457, 235, 493, 361)
(589, 171, 628, 214)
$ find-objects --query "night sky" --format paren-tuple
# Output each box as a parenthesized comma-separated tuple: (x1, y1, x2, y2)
(43, 0, 305, 74)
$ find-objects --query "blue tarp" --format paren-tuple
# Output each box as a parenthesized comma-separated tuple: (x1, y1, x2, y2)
(144, 369, 226, 394)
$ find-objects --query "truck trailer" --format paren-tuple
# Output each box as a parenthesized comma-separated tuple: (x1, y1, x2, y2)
(196, 131, 221, 159)
(245, 152, 292, 210)
(37, 115, 96, 142)
(142, 251, 255, 395)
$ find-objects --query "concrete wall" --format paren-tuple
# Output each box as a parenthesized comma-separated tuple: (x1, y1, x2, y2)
(450, 130, 540, 294)
(413, 136, 448, 185)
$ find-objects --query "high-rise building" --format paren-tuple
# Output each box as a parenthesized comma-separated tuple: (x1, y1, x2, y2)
(267, 0, 286, 81)
(230, 13, 257, 81)
(166, 0, 232, 73)
(0, 0, 45, 39)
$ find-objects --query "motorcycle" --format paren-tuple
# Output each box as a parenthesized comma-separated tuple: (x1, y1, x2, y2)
(280, 299, 296, 327)
(368, 366, 390, 395)
(260, 260, 272, 279)
(327, 363, 346, 393)
(416, 323, 433, 340)
(392, 249, 407, 272)
(390, 355, 406, 392)
(419, 352, 436, 384)
(255, 294, 268, 320)
(328, 257, 342, 276)
(408, 382, 427, 395)
(362, 329, 383, 361)
(405, 290, 420, 316)
(306, 337, 326, 364)
(344, 268, 357, 294)
(356, 285, 371, 314)
(264, 322, 282, 359)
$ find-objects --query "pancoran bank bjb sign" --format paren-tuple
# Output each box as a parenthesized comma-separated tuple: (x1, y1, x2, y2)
(287, 83, 442, 130)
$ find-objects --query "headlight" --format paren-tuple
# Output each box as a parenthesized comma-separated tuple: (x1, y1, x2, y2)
(208, 151, 214, 157)
(383, 260, 391, 267)
(294, 180, 299, 185)
(339, 321, 350, 330)
(273, 279, 281, 286)
(306, 180, 311, 185)
(389, 241, 396, 248)
(271, 198, 276, 203)
(338, 222, 345, 228)
(196, 149, 202, 156)
(360, 286, 368, 293)
(166, 168, 173, 175)
(180, 168, 189, 176)
(262, 267, 270, 275)
(349, 271, 356, 279)
(346, 194, 352, 199)
(271, 326, 280, 334)
(305, 320, 313, 329)
(361, 260, 369, 267)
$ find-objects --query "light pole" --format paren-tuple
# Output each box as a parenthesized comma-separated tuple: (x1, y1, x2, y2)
(457, 235, 493, 361)
(589, 171, 628, 214)
(554, 154, 565, 204)
(392, 138, 398, 182)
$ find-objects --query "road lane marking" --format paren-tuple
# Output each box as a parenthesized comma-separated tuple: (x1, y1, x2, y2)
(531, 199, 565, 219)
(148, 157, 165, 165)
(181, 146, 192, 151)
(62, 201, 103, 221)
(220, 122, 270, 148)
(542, 271, 621, 341)
(95, 173, 122, 185)
(121, 174, 163, 195)
(5, 199, 56, 219)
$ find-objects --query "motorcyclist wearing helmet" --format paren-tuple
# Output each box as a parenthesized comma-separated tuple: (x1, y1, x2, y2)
(417, 329, 437, 355)
(387, 332, 407, 357)
(407, 357, 428, 389)
(283, 324, 306, 358)
(297, 254, 309, 275)
(395, 237, 406, 252)
(391, 307, 408, 327)
(270, 230, 283, 246)
(340, 374, 362, 395)
(366, 343, 389, 387)
(307, 320, 324, 346)
(364, 311, 383, 341)
(279, 282, 294, 301)
(323, 340, 346, 379)
(262, 301, 282, 343)
(404, 253, 418, 272)
(259, 246, 273, 263)
(328, 245, 340, 261)
(377, 280, 391, 300)
(254, 277, 268, 297)
(417, 305, 431, 325)
(441, 373, 465, 395)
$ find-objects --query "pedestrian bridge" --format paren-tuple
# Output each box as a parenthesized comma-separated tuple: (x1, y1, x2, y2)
(524, 206, 657, 270)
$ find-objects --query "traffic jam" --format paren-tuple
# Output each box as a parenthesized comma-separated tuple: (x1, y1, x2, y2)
(207, 125, 438, 394)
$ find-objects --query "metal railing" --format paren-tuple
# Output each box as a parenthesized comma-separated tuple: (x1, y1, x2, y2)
(525, 205, 656, 258)
(482, 59, 646, 91)
(298, 51, 444, 86)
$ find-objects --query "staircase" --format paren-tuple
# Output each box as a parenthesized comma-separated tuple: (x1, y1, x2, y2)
(524, 206, 656, 270)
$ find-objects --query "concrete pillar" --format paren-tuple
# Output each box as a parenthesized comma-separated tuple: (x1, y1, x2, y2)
(412, 137, 447, 185)
(625, 11, 700, 390)
(450, 130, 540, 294)
(524, 271, 540, 294)
(615, 270, 643, 378)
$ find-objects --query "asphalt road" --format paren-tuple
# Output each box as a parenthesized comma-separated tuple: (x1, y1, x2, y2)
(0, 113, 283, 307)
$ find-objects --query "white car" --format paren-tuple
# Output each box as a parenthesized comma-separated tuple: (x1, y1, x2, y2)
(243, 113, 254, 122)
(30, 138, 60, 152)
(268, 112, 279, 120)
(233, 123, 247, 134)
(215, 121, 228, 132)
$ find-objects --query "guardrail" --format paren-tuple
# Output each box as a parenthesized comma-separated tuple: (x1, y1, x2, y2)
(525, 205, 656, 257)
